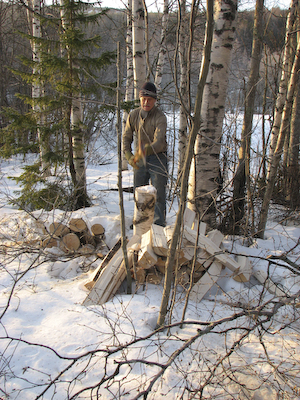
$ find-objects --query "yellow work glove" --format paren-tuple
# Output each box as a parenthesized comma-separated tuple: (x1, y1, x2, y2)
(144, 144, 154, 156)
(125, 151, 139, 170)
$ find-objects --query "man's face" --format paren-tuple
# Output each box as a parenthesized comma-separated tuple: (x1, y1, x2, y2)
(140, 96, 156, 112)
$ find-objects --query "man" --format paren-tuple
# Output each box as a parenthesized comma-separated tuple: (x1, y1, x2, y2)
(123, 82, 168, 227)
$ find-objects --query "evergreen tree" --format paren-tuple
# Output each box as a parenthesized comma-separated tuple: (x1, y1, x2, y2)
(1, 0, 116, 210)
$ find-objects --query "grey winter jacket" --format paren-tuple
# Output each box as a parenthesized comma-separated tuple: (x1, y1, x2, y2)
(123, 106, 167, 155)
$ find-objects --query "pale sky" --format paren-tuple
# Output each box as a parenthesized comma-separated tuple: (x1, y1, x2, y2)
(99, 0, 291, 11)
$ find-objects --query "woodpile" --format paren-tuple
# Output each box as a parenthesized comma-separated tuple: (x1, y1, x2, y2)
(73, 186, 284, 307)
(83, 207, 259, 306)
(41, 218, 106, 255)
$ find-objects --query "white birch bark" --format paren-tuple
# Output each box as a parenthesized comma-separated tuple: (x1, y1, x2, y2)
(27, 0, 49, 174)
(178, 0, 189, 171)
(188, 0, 237, 229)
(154, 0, 169, 90)
(268, 0, 298, 163)
(132, 0, 146, 98)
(122, 0, 134, 170)
(71, 97, 87, 196)
(60, 0, 89, 206)
(156, 0, 214, 329)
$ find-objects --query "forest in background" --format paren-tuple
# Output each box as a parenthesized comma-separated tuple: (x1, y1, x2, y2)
(0, 3, 288, 117)
(0, 1, 294, 232)
(0, 2, 300, 398)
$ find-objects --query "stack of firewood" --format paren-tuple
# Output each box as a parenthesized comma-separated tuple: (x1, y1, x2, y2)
(83, 208, 255, 306)
(41, 218, 105, 255)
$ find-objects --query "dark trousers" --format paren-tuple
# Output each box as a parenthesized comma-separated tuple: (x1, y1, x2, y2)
(134, 152, 168, 227)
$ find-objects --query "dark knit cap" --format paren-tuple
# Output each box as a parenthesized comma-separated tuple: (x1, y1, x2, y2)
(139, 82, 157, 99)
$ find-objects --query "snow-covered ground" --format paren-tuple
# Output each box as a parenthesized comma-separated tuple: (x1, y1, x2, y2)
(0, 154, 299, 400)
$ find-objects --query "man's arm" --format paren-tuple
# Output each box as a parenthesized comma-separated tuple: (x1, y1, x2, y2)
(151, 112, 167, 154)
(123, 112, 134, 155)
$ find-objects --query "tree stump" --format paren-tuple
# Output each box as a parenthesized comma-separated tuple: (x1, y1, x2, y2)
(133, 185, 156, 237)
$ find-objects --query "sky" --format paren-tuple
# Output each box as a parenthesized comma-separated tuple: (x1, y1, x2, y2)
(98, 0, 292, 11)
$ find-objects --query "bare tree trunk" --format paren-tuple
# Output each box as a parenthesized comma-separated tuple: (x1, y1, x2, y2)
(261, 44, 269, 185)
(286, 79, 300, 208)
(283, 16, 299, 202)
(177, 0, 189, 171)
(232, 0, 264, 235)
(156, 0, 214, 329)
(268, 0, 298, 162)
(116, 42, 132, 294)
(187, 0, 237, 230)
(257, 31, 300, 238)
(132, 0, 146, 98)
(154, 0, 169, 90)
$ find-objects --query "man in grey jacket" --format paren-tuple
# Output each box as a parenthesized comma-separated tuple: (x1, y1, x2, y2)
(123, 82, 168, 227)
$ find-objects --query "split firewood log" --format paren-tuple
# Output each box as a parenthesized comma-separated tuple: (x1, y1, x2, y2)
(138, 230, 157, 268)
(49, 222, 70, 237)
(83, 235, 140, 306)
(60, 232, 81, 252)
(151, 224, 169, 257)
(135, 268, 146, 284)
(146, 267, 163, 285)
(155, 257, 167, 274)
(86, 238, 122, 288)
(183, 208, 196, 229)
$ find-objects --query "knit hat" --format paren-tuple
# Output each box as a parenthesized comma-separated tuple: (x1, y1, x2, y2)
(139, 82, 157, 99)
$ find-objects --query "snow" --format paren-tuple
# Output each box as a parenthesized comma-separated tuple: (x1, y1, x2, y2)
(0, 155, 300, 400)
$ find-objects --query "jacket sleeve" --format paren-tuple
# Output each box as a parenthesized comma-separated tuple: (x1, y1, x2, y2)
(122, 112, 134, 154)
(151, 112, 167, 154)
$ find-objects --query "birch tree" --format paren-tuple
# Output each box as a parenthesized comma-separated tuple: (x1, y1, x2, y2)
(132, 0, 146, 97)
(231, 0, 264, 235)
(60, 0, 90, 209)
(187, 0, 238, 229)
(27, 0, 50, 175)
(4, 0, 115, 211)
(156, 0, 214, 329)
(154, 0, 169, 90)
(283, 17, 300, 208)
(285, 79, 300, 207)
(268, 0, 298, 162)
(122, 0, 134, 170)
(257, 16, 300, 238)
(176, 0, 190, 171)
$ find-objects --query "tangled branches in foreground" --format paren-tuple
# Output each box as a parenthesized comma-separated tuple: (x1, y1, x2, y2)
(0, 212, 300, 399)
